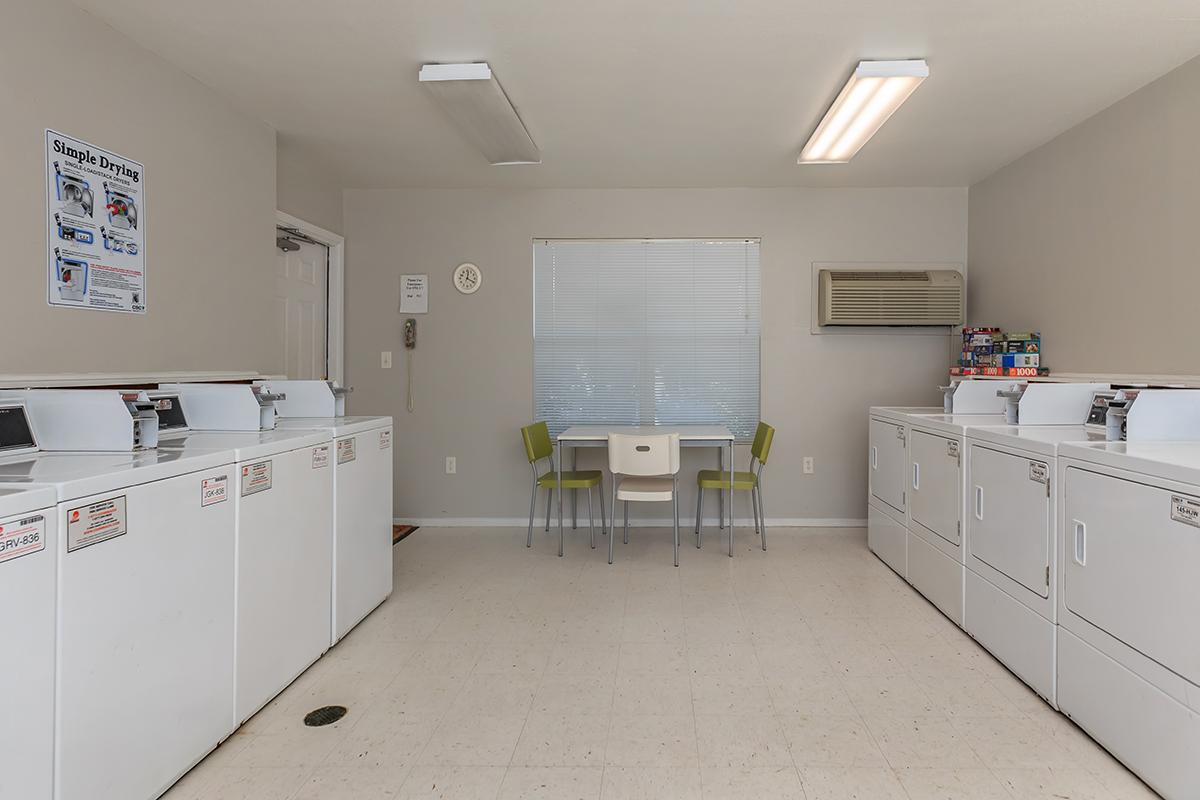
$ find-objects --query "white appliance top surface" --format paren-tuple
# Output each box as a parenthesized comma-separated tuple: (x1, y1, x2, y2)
(1060, 440, 1200, 486)
(0, 449, 231, 502)
(274, 416, 392, 436)
(157, 429, 330, 460)
(908, 413, 1009, 437)
(0, 484, 58, 517)
(869, 406, 945, 421)
(966, 425, 1108, 457)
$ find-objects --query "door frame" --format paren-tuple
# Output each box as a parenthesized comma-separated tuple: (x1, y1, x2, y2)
(275, 210, 345, 385)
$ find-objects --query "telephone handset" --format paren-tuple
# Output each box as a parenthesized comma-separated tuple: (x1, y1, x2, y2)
(404, 318, 417, 412)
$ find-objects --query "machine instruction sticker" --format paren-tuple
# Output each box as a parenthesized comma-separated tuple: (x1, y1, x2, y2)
(66, 497, 127, 552)
(1029, 462, 1049, 484)
(337, 437, 357, 464)
(241, 460, 273, 497)
(312, 445, 330, 469)
(0, 514, 46, 564)
(201, 475, 228, 507)
(379, 430, 392, 449)
(45, 130, 146, 314)
(947, 441, 959, 458)
(1170, 495, 1200, 528)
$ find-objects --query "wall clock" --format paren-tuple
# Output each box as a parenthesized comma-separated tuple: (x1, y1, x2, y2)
(453, 262, 482, 294)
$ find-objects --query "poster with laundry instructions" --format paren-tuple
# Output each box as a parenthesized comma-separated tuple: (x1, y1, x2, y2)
(45, 129, 146, 313)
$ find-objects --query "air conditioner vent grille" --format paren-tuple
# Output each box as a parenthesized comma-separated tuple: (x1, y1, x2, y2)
(818, 269, 963, 326)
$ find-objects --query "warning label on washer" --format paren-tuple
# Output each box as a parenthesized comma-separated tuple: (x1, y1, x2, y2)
(0, 514, 46, 564)
(201, 475, 228, 507)
(379, 430, 392, 449)
(337, 437, 357, 464)
(241, 460, 273, 496)
(67, 497, 127, 552)
(312, 445, 330, 469)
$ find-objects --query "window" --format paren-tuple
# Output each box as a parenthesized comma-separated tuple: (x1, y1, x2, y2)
(534, 238, 761, 440)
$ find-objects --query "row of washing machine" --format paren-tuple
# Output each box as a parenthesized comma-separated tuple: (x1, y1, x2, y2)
(868, 379, 1200, 800)
(0, 380, 393, 800)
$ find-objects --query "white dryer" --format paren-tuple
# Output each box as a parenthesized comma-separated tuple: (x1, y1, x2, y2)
(156, 384, 334, 723)
(274, 415, 393, 645)
(0, 482, 58, 800)
(867, 406, 942, 577)
(1054, 391, 1200, 800)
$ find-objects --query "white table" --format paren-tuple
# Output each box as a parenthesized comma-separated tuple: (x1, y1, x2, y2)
(556, 425, 736, 560)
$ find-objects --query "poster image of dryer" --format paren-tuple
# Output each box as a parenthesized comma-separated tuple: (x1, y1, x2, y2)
(53, 161, 94, 218)
(100, 226, 138, 256)
(54, 213, 95, 246)
(52, 249, 89, 303)
(103, 183, 137, 230)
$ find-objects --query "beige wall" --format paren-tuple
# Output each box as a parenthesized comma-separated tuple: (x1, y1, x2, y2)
(276, 137, 344, 236)
(968, 56, 1200, 374)
(0, 0, 278, 375)
(344, 188, 966, 522)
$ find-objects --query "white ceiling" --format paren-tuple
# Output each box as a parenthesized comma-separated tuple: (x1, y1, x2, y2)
(75, 0, 1200, 189)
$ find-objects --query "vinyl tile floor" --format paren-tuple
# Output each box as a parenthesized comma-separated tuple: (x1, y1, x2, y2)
(162, 525, 1159, 800)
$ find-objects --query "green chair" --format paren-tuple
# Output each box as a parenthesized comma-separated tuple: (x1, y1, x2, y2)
(695, 421, 775, 551)
(521, 421, 606, 556)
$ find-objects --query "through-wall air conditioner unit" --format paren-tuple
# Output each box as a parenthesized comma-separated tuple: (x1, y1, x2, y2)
(818, 269, 964, 326)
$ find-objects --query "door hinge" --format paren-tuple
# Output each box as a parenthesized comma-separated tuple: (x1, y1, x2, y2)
(957, 520, 961, 536)
(902, 491, 906, 506)
(1046, 480, 1051, 498)
(1045, 565, 1050, 586)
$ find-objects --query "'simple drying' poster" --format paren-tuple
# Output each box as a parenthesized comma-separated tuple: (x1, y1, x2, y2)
(45, 129, 146, 313)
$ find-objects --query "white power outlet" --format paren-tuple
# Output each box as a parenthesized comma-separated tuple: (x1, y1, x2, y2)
(381, 351, 393, 369)
(445, 456, 456, 475)
(803, 456, 815, 474)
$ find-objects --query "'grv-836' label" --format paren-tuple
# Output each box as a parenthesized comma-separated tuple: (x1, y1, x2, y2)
(0, 514, 46, 564)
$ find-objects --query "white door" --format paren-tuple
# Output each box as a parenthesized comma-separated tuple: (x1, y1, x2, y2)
(869, 418, 907, 515)
(909, 429, 961, 547)
(968, 444, 1051, 597)
(275, 238, 328, 379)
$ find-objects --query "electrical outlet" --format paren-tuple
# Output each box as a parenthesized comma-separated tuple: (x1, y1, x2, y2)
(803, 456, 815, 474)
(381, 351, 393, 369)
(445, 456, 456, 475)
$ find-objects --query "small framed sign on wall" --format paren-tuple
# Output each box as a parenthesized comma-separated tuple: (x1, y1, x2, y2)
(399, 274, 428, 313)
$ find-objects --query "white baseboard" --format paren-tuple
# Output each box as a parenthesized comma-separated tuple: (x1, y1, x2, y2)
(395, 517, 866, 528)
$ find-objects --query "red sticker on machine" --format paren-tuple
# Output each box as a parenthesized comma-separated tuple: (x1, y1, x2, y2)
(0, 514, 46, 564)
(67, 497, 127, 552)
(201, 475, 228, 507)
(241, 460, 273, 497)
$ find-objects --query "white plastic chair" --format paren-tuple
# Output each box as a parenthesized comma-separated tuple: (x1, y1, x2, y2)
(607, 433, 682, 566)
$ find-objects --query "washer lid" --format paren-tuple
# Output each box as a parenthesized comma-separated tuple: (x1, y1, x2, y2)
(275, 416, 392, 437)
(157, 429, 330, 461)
(0, 449, 231, 502)
(0, 484, 57, 518)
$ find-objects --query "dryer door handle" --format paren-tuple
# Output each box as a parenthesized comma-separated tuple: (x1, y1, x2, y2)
(871, 446, 878, 470)
(912, 462, 920, 490)
(1072, 519, 1087, 566)
(975, 486, 983, 520)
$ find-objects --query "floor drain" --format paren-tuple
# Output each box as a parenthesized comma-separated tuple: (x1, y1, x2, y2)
(304, 705, 348, 727)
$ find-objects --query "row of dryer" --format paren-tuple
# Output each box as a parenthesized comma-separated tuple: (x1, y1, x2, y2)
(868, 380, 1200, 800)
(0, 381, 393, 800)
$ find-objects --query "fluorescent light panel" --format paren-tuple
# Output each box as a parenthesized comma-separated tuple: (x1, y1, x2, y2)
(799, 59, 928, 164)
(419, 62, 541, 165)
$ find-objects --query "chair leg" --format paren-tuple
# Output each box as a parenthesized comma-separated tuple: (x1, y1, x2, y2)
(609, 480, 618, 565)
(600, 478, 607, 536)
(588, 485, 596, 549)
(527, 482, 538, 548)
(558, 484, 565, 558)
(673, 482, 680, 567)
(751, 488, 761, 536)
(695, 487, 703, 548)
(545, 487, 553, 531)
(757, 485, 767, 551)
(623, 500, 629, 545)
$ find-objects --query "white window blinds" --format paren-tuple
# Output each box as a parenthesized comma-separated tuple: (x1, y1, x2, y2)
(534, 238, 761, 441)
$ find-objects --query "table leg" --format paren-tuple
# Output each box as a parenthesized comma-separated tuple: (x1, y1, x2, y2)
(557, 440, 564, 557)
(728, 440, 734, 558)
(717, 448, 725, 530)
(571, 447, 578, 530)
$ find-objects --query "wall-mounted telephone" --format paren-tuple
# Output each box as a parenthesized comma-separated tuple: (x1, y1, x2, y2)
(404, 318, 417, 412)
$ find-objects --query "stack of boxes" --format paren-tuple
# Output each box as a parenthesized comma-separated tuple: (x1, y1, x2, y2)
(954, 327, 1045, 377)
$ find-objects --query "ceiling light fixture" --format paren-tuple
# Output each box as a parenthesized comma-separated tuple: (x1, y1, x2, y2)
(798, 59, 929, 164)
(418, 62, 541, 165)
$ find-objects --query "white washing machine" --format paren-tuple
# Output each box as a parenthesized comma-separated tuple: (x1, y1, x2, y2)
(1054, 392, 1200, 800)
(0, 398, 237, 800)
(156, 384, 334, 723)
(262, 379, 393, 644)
(0, 482, 58, 800)
(960, 383, 1110, 706)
